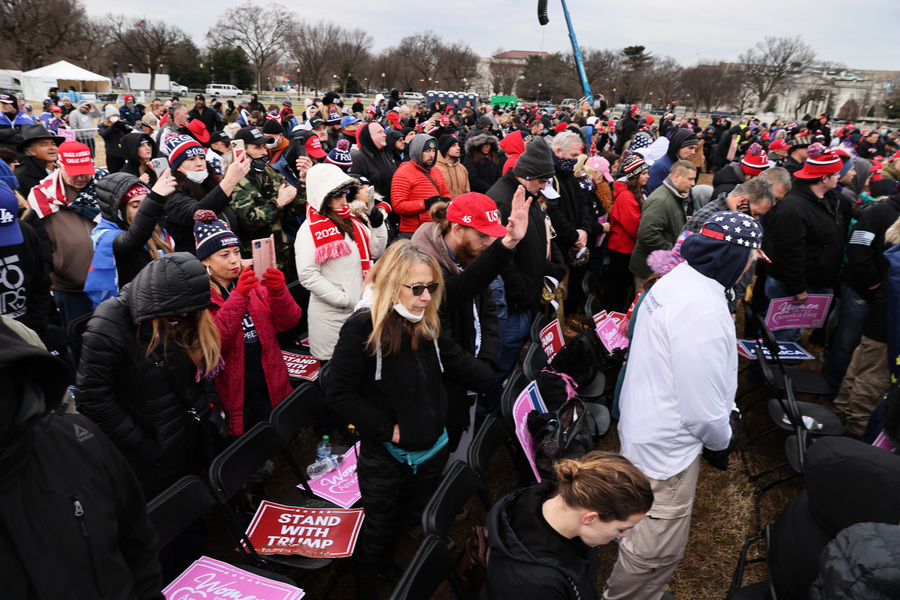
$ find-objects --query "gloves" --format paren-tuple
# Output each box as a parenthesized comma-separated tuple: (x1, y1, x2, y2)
(235, 268, 259, 297)
(702, 410, 741, 471)
(368, 206, 384, 228)
(423, 195, 451, 210)
(261, 267, 286, 290)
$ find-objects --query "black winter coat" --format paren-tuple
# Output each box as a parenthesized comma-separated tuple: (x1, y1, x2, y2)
(549, 167, 593, 252)
(463, 132, 505, 193)
(95, 171, 169, 287)
(98, 120, 132, 159)
(783, 154, 804, 176)
(483, 482, 598, 600)
(120, 131, 159, 188)
(14, 154, 50, 198)
(325, 309, 447, 451)
(351, 125, 399, 203)
(844, 195, 900, 299)
(715, 125, 742, 165)
(163, 174, 237, 254)
(75, 253, 214, 496)
(614, 115, 640, 154)
(762, 181, 844, 295)
(487, 170, 566, 313)
(712, 162, 746, 197)
(0, 322, 163, 600)
(0, 220, 52, 334)
(809, 522, 900, 600)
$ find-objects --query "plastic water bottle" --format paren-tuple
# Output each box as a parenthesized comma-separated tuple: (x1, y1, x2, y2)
(802, 416, 823, 431)
(306, 455, 340, 479)
(316, 435, 331, 461)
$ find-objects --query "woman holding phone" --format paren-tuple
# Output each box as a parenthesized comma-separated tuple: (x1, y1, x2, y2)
(194, 209, 302, 436)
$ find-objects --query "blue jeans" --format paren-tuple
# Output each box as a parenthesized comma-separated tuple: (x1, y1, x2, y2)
(824, 283, 870, 392)
(478, 309, 531, 420)
(764, 276, 833, 342)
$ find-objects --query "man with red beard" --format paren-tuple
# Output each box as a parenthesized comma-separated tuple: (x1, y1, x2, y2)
(411, 189, 529, 450)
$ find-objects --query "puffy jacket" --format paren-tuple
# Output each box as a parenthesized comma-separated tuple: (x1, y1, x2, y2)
(762, 180, 844, 295)
(350, 123, 398, 202)
(120, 131, 159, 187)
(208, 282, 301, 436)
(629, 179, 688, 279)
(75, 253, 214, 496)
(712, 162, 746, 197)
(0, 322, 163, 600)
(608, 180, 642, 254)
(325, 309, 447, 451)
(809, 522, 900, 600)
(483, 481, 598, 600)
(435, 153, 470, 198)
(94, 171, 169, 288)
(463, 132, 505, 193)
(391, 136, 451, 234)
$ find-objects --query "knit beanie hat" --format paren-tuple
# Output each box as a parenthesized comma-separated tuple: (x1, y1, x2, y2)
(165, 135, 206, 170)
(326, 139, 353, 172)
(680, 210, 762, 288)
(622, 155, 648, 179)
(193, 209, 240, 260)
(121, 183, 150, 206)
(795, 144, 842, 180)
(628, 104, 640, 117)
(438, 134, 458, 156)
(513, 136, 555, 180)
(740, 143, 770, 176)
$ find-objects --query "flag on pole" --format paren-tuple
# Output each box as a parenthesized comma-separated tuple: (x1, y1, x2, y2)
(203, 30, 211, 41)
(133, 19, 145, 28)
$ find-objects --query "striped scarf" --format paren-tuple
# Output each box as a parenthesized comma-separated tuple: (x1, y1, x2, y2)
(306, 204, 373, 281)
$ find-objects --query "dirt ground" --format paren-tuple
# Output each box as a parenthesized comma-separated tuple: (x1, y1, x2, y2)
(187, 171, 816, 599)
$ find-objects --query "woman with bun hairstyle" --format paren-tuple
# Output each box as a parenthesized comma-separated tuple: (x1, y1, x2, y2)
(194, 209, 302, 436)
(483, 451, 653, 600)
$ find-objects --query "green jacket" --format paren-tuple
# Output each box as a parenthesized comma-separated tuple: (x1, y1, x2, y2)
(629, 179, 688, 279)
(229, 166, 304, 270)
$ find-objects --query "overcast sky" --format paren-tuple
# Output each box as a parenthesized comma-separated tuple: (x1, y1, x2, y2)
(86, 0, 898, 72)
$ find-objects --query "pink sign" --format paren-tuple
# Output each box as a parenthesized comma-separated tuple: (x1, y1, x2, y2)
(591, 310, 608, 329)
(540, 319, 565, 361)
(306, 442, 362, 509)
(245, 501, 365, 558)
(163, 555, 305, 600)
(764, 294, 833, 331)
(595, 315, 629, 353)
(282, 351, 321, 381)
(512, 381, 544, 482)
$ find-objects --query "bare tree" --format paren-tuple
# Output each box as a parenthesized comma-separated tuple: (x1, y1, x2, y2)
(738, 36, 816, 111)
(436, 43, 479, 91)
(216, 2, 297, 92)
(396, 31, 443, 90)
(583, 48, 622, 100)
(0, 0, 91, 70)
(680, 62, 740, 112)
(489, 48, 523, 96)
(837, 98, 860, 121)
(104, 15, 187, 89)
(331, 27, 372, 95)
(647, 56, 683, 108)
(286, 20, 340, 94)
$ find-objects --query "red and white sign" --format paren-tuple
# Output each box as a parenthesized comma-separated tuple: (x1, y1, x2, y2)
(764, 294, 833, 331)
(540, 318, 565, 361)
(282, 351, 320, 381)
(306, 442, 362, 509)
(591, 310, 608, 329)
(163, 555, 305, 600)
(245, 501, 365, 558)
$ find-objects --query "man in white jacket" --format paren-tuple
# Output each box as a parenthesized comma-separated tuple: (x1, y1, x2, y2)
(604, 210, 758, 600)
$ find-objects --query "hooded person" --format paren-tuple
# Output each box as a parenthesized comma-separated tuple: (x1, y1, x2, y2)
(119, 131, 160, 187)
(435, 134, 470, 198)
(463, 130, 504, 194)
(351, 122, 398, 205)
(385, 129, 406, 163)
(294, 163, 388, 361)
(85, 170, 177, 306)
(390, 134, 452, 237)
(646, 128, 699, 193)
(98, 104, 133, 173)
(0, 321, 164, 600)
(606, 210, 756, 600)
(500, 130, 531, 175)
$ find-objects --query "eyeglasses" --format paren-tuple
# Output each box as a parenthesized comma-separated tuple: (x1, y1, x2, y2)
(403, 282, 439, 296)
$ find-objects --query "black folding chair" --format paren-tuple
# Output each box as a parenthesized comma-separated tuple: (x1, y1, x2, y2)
(466, 415, 511, 508)
(584, 294, 602, 321)
(66, 310, 93, 362)
(388, 534, 470, 600)
(207, 422, 335, 573)
(270, 382, 324, 443)
(725, 523, 777, 600)
(522, 342, 548, 381)
(421, 460, 483, 545)
(529, 312, 549, 345)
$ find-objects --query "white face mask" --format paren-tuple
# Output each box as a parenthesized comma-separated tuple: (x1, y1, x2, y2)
(185, 169, 209, 183)
(109, 115, 119, 122)
(265, 135, 281, 149)
(393, 302, 423, 323)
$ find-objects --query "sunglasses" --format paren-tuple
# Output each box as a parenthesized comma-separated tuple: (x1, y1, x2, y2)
(403, 282, 439, 296)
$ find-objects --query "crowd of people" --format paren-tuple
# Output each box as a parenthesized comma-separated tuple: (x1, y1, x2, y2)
(1, 82, 899, 600)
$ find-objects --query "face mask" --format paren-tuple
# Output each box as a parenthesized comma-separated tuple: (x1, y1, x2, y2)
(266, 136, 281, 149)
(250, 155, 269, 171)
(882, 129, 888, 136)
(555, 155, 577, 173)
(185, 169, 208, 183)
(394, 302, 423, 323)
(109, 115, 119, 122)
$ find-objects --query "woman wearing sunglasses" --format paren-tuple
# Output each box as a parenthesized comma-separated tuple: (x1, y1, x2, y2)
(325, 240, 447, 600)
(295, 163, 388, 363)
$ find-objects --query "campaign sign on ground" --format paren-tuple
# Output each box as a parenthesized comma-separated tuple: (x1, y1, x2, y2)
(163, 555, 305, 600)
(595, 314, 629, 353)
(736, 339, 815, 361)
(591, 310, 608, 329)
(306, 442, 362, 509)
(282, 351, 321, 381)
(540, 319, 565, 361)
(764, 294, 833, 331)
(512, 381, 546, 483)
(245, 501, 365, 558)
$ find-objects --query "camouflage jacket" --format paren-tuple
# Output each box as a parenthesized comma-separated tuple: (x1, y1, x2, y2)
(229, 165, 306, 270)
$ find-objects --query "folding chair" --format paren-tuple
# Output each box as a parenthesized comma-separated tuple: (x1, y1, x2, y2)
(421, 461, 483, 546)
(499, 370, 528, 432)
(725, 523, 777, 600)
(270, 382, 324, 443)
(147, 475, 297, 586)
(388, 534, 470, 600)
(529, 312, 549, 345)
(66, 310, 93, 362)
(279, 280, 311, 351)
(584, 294, 602, 321)
(466, 415, 510, 508)
(207, 422, 334, 573)
(758, 323, 831, 398)
(522, 342, 548, 381)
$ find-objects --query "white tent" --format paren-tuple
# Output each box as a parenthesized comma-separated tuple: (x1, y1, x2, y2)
(20, 60, 111, 102)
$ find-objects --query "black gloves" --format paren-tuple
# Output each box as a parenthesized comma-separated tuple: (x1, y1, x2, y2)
(423, 195, 451, 210)
(368, 205, 384, 228)
(702, 410, 741, 471)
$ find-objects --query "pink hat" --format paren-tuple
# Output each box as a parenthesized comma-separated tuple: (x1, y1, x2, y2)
(587, 156, 613, 182)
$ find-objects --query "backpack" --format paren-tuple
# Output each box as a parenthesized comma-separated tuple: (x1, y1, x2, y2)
(536, 328, 601, 413)
(458, 525, 490, 592)
(529, 397, 603, 480)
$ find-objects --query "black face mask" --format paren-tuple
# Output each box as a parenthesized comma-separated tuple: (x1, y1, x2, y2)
(250, 154, 269, 171)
